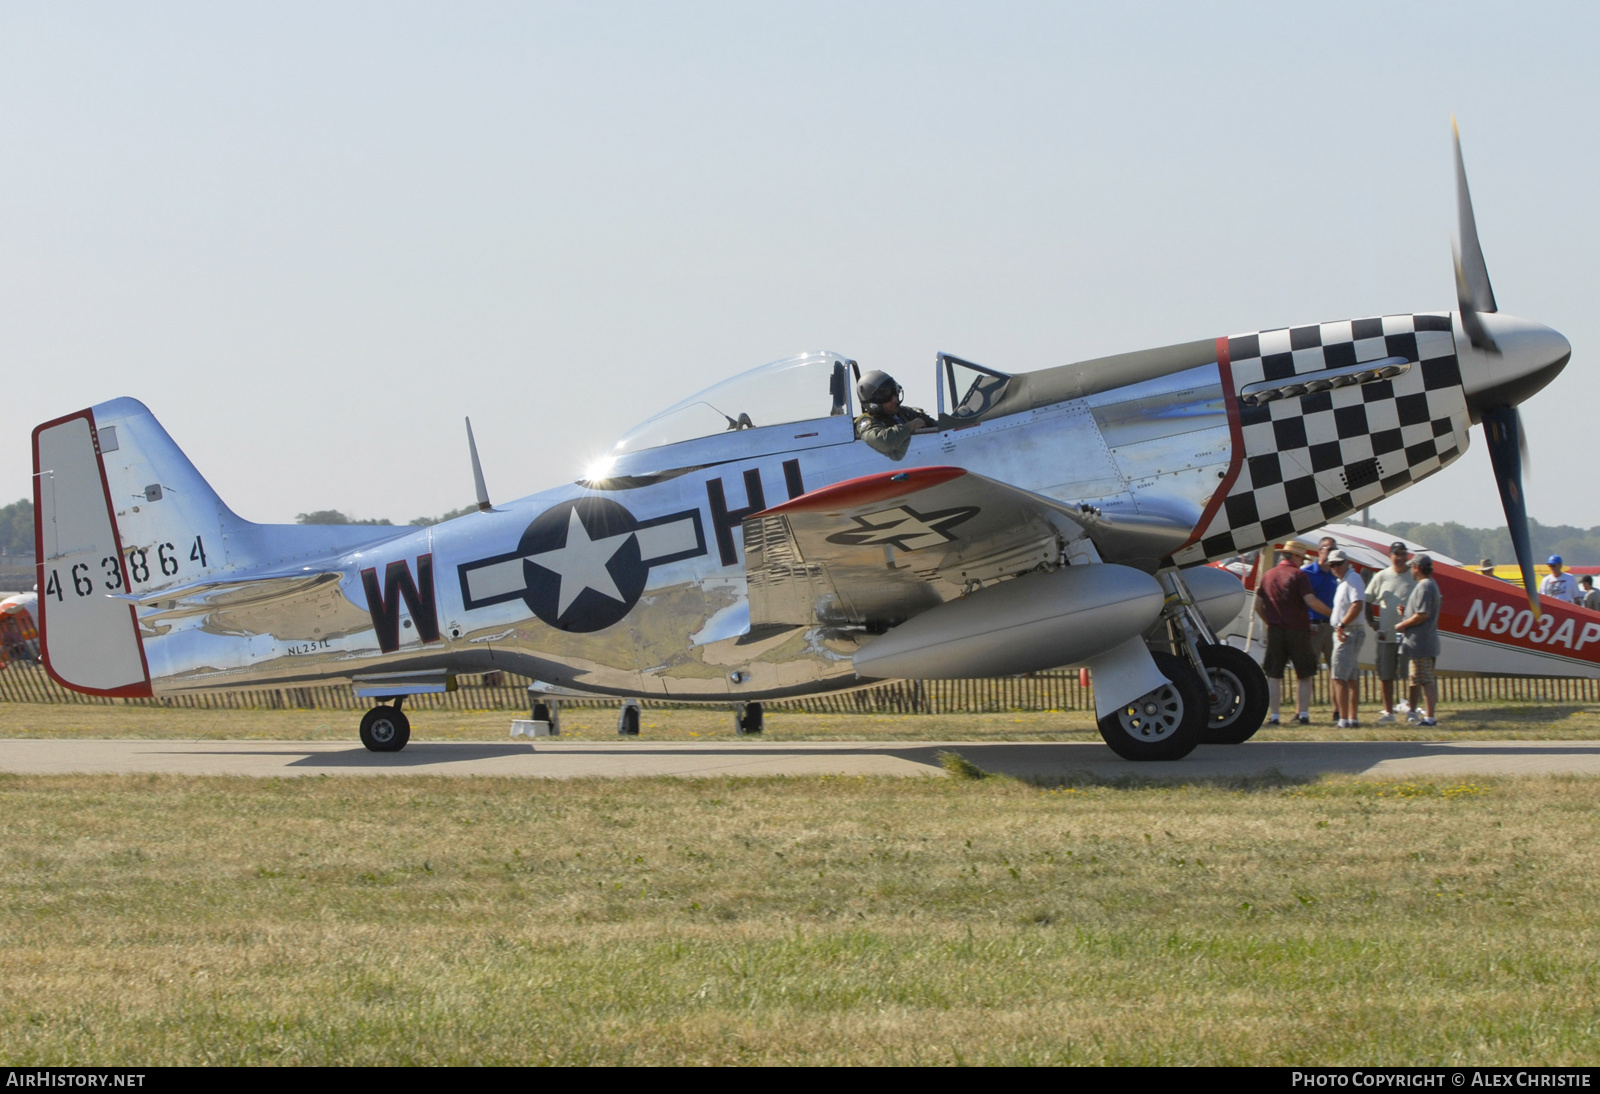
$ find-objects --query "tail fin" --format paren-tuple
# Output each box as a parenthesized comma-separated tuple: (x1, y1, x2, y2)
(85, 397, 238, 592)
(35, 398, 404, 694)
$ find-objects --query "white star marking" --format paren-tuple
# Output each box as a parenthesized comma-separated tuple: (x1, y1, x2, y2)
(528, 509, 634, 616)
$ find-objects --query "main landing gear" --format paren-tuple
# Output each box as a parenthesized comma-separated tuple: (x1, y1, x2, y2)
(1096, 569, 1273, 761)
(360, 698, 411, 752)
(1096, 650, 1209, 761)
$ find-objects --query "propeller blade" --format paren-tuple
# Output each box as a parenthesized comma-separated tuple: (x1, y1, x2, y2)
(1453, 118, 1497, 314)
(1453, 119, 1501, 354)
(1481, 405, 1540, 614)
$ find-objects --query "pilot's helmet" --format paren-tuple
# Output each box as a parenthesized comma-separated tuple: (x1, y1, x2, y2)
(857, 370, 902, 409)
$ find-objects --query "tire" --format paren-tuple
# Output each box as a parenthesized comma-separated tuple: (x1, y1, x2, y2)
(359, 706, 411, 752)
(1096, 650, 1208, 761)
(1198, 643, 1270, 744)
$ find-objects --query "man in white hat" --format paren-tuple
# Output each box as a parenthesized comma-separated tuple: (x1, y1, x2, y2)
(1326, 549, 1366, 728)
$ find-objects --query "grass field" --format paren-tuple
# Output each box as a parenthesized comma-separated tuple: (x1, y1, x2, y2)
(6, 699, 1600, 742)
(3, 768, 1600, 1064)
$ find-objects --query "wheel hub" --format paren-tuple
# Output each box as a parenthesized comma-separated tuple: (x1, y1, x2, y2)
(1116, 683, 1183, 741)
(1207, 668, 1245, 725)
(370, 718, 396, 744)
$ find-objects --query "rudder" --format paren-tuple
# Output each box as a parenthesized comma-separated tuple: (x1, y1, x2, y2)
(33, 409, 151, 695)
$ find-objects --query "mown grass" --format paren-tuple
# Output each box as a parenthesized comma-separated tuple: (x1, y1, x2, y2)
(6, 699, 1600, 742)
(2, 772, 1600, 1064)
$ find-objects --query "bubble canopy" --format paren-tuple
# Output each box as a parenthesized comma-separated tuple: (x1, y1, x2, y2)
(608, 352, 852, 456)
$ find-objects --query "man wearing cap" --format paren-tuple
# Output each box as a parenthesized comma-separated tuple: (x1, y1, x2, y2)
(1394, 554, 1441, 726)
(1365, 541, 1416, 723)
(1540, 556, 1579, 604)
(1579, 575, 1600, 612)
(1254, 540, 1333, 726)
(1478, 558, 1497, 579)
(1327, 550, 1367, 727)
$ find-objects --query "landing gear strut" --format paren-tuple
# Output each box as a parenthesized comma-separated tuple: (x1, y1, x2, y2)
(1156, 569, 1270, 745)
(735, 701, 763, 736)
(360, 697, 411, 752)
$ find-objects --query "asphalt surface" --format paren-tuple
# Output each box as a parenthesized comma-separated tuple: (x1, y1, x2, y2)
(3, 738, 1600, 778)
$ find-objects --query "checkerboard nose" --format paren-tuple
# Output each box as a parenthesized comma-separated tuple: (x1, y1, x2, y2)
(1459, 312, 1571, 418)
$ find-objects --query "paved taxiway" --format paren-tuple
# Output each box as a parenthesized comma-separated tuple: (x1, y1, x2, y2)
(3, 739, 1600, 778)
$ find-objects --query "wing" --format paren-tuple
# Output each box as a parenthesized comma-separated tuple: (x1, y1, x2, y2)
(742, 466, 1090, 627)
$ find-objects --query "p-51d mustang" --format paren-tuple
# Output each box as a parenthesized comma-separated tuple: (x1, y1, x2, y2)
(31, 125, 1571, 760)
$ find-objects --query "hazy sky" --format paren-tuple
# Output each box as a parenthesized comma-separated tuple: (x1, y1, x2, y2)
(2, 2, 1595, 529)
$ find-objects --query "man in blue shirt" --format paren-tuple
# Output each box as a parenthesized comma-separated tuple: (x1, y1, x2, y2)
(1302, 536, 1339, 681)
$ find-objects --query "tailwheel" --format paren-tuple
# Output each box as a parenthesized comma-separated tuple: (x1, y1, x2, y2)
(1198, 643, 1269, 744)
(1096, 650, 1207, 761)
(735, 701, 764, 736)
(359, 705, 411, 752)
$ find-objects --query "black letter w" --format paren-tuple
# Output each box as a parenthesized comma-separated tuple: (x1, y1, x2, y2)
(361, 554, 441, 653)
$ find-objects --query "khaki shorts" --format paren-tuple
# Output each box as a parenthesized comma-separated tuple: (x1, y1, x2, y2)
(1408, 657, 1436, 686)
(1331, 626, 1365, 681)
(1375, 641, 1409, 682)
(1263, 627, 1318, 679)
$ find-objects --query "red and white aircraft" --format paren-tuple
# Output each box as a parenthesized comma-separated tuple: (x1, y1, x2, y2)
(1219, 523, 1600, 679)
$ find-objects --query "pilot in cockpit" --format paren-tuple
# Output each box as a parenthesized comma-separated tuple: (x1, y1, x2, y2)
(854, 370, 933, 461)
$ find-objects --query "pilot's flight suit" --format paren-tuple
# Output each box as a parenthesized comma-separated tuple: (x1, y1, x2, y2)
(855, 405, 931, 461)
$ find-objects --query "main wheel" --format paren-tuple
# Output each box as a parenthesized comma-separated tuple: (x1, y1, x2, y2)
(359, 706, 411, 752)
(1198, 643, 1269, 744)
(735, 701, 764, 736)
(1096, 650, 1208, 761)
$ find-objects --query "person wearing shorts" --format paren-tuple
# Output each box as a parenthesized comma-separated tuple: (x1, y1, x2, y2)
(1255, 540, 1332, 725)
(1365, 542, 1415, 722)
(1303, 537, 1339, 672)
(1395, 554, 1441, 727)
(1327, 550, 1366, 727)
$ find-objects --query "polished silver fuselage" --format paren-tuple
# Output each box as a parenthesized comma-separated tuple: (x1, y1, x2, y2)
(117, 308, 1530, 703)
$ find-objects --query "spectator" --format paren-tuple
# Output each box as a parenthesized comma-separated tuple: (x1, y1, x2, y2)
(1365, 542, 1415, 723)
(1478, 558, 1496, 579)
(1254, 540, 1333, 726)
(1327, 549, 1366, 728)
(1540, 556, 1579, 604)
(1303, 536, 1339, 675)
(1394, 554, 1441, 727)
(1579, 575, 1600, 611)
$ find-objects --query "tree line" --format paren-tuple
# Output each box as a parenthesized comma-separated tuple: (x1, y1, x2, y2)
(1369, 519, 1600, 568)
